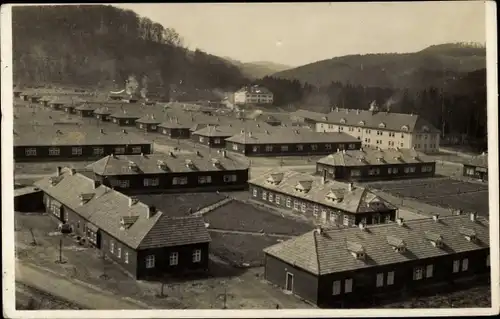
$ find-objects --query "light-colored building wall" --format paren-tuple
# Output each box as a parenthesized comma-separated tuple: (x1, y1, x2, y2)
(234, 90, 274, 105)
(315, 122, 440, 153)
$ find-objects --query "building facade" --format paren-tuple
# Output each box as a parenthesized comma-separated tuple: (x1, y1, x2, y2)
(292, 107, 441, 153)
(234, 85, 274, 105)
(316, 147, 436, 182)
(463, 153, 488, 182)
(225, 129, 361, 157)
(264, 213, 490, 308)
(136, 115, 161, 132)
(248, 169, 397, 227)
(14, 127, 152, 161)
(110, 111, 141, 126)
(35, 170, 211, 280)
(87, 152, 249, 194)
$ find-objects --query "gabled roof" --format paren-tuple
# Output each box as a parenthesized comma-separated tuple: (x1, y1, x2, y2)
(14, 126, 151, 147)
(110, 110, 142, 119)
(249, 169, 395, 213)
(34, 171, 211, 250)
(88, 153, 248, 176)
(75, 103, 97, 111)
(465, 153, 488, 169)
(136, 114, 161, 124)
(291, 108, 440, 133)
(264, 214, 489, 276)
(225, 127, 359, 145)
(317, 147, 433, 167)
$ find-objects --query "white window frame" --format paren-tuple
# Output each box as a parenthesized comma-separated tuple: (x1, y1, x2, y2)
(265, 145, 273, 152)
(110, 241, 115, 253)
(387, 271, 395, 286)
(311, 144, 318, 151)
(146, 255, 155, 268)
(343, 215, 349, 226)
(413, 267, 424, 280)
(93, 147, 104, 156)
(376, 273, 384, 287)
(325, 144, 332, 150)
(198, 176, 212, 184)
(119, 180, 130, 188)
(193, 249, 202, 263)
(173, 176, 188, 185)
(332, 280, 341, 295)
(252, 146, 259, 152)
(252, 188, 258, 197)
(223, 174, 237, 183)
(453, 260, 460, 273)
(350, 169, 361, 177)
(131, 146, 142, 154)
(426, 264, 434, 278)
(462, 258, 469, 271)
(214, 138, 221, 144)
(262, 191, 267, 200)
(71, 147, 83, 155)
(275, 195, 281, 205)
(301, 203, 307, 213)
(293, 200, 300, 210)
(144, 178, 160, 187)
(115, 147, 125, 154)
(329, 212, 337, 223)
(268, 193, 274, 202)
(296, 144, 303, 151)
(125, 252, 129, 264)
(49, 147, 60, 156)
(232, 143, 238, 150)
(345, 279, 353, 293)
(286, 198, 292, 208)
(25, 148, 37, 156)
(281, 145, 289, 152)
(313, 205, 319, 217)
(199, 136, 205, 143)
(117, 247, 122, 258)
(169, 252, 179, 266)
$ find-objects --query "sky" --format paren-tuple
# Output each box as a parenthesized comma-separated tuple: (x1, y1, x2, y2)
(116, 2, 487, 67)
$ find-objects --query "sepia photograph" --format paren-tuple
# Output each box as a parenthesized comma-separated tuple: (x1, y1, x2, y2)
(1, 1, 498, 318)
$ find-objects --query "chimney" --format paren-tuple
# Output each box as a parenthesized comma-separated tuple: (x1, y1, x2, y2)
(56, 166, 62, 176)
(470, 212, 478, 222)
(396, 218, 405, 226)
(100, 128, 104, 134)
(432, 214, 440, 222)
(122, 129, 127, 134)
(147, 205, 157, 219)
(348, 182, 354, 192)
(342, 149, 346, 154)
(356, 109, 360, 115)
(196, 150, 202, 157)
(129, 197, 138, 207)
(69, 168, 76, 176)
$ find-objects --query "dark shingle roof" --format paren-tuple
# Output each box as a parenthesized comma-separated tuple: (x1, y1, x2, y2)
(317, 147, 434, 166)
(226, 127, 358, 145)
(14, 126, 151, 147)
(34, 170, 210, 250)
(192, 121, 273, 137)
(110, 110, 142, 119)
(291, 108, 439, 133)
(264, 214, 489, 275)
(134, 193, 227, 217)
(74, 103, 97, 111)
(249, 169, 395, 214)
(88, 153, 248, 175)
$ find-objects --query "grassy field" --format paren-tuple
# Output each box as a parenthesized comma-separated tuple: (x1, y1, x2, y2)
(204, 200, 313, 236)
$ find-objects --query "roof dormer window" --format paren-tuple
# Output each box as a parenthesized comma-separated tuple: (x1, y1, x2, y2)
(358, 120, 365, 126)
(379, 122, 386, 128)
(401, 125, 409, 132)
(459, 227, 477, 242)
(295, 180, 313, 193)
(326, 189, 344, 203)
(340, 118, 346, 124)
(422, 125, 430, 132)
(346, 241, 366, 260)
(425, 231, 444, 248)
(266, 173, 284, 185)
(386, 235, 407, 253)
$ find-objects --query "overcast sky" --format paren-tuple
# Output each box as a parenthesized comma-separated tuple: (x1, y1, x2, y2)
(116, 2, 487, 67)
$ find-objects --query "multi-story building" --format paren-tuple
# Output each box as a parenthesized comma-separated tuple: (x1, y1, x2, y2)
(316, 147, 436, 182)
(34, 169, 211, 279)
(85, 151, 249, 194)
(14, 126, 152, 161)
(291, 108, 441, 153)
(248, 169, 397, 227)
(264, 213, 490, 308)
(463, 152, 488, 182)
(234, 85, 274, 105)
(225, 127, 361, 156)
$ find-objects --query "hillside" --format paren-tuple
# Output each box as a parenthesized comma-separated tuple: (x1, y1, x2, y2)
(223, 57, 292, 79)
(12, 5, 248, 97)
(272, 43, 486, 89)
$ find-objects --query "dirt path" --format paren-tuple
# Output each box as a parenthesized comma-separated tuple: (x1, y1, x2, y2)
(15, 262, 149, 309)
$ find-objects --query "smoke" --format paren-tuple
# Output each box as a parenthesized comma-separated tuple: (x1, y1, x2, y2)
(140, 75, 149, 99)
(383, 92, 403, 112)
(125, 75, 139, 96)
(369, 100, 379, 111)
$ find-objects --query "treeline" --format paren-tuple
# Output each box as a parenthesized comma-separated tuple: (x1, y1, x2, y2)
(12, 5, 247, 95)
(255, 70, 487, 143)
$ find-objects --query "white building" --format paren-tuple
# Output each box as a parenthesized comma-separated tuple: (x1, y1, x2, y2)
(291, 104, 441, 153)
(234, 85, 273, 105)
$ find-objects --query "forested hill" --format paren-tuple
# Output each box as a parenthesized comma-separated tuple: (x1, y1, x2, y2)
(12, 5, 248, 94)
(222, 58, 292, 79)
(272, 43, 486, 89)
